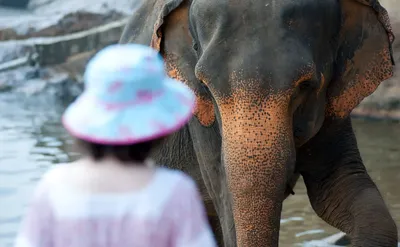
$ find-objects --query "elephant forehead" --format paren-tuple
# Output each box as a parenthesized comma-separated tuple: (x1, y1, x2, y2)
(193, 0, 338, 23)
(191, 0, 340, 52)
(193, 0, 283, 16)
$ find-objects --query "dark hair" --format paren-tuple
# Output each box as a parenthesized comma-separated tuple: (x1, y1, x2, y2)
(75, 137, 166, 164)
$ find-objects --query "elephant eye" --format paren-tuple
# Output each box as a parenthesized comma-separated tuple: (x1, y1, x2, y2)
(193, 43, 199, 51)
(299, 80, 317, 91)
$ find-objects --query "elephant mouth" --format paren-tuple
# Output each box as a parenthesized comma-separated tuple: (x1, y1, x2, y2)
(293, 126, 310, 147)
(293, 119, 322, 147)
(286, 184, 295, 195)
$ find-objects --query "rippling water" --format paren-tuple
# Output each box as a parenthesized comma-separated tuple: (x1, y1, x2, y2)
(0, 92, 399, 247)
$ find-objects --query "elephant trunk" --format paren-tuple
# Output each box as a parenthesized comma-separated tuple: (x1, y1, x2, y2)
(218, 91, 295, 247)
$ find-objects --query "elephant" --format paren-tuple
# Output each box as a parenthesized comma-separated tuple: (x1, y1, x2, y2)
(119, 0, 398, 246)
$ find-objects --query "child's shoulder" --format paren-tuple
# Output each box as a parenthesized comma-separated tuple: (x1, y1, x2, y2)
(37, 162, 77, 190)
(156, 168, 201, 207)
(157, 167, 197, 190)
(41, 163, 70, 181)
(28, 163, 71, 199)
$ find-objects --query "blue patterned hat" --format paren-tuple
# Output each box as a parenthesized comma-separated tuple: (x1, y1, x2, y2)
(62, 44, 195, 144)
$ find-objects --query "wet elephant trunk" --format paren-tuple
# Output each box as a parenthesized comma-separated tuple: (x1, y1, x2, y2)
(218, 91, 295, 246)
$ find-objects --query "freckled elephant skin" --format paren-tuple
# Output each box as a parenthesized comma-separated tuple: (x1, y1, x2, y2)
(120, 0, 398, 246)
(218, 90, 295, 245)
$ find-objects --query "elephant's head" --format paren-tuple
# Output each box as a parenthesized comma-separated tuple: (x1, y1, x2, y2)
(120, 0, 394, 245)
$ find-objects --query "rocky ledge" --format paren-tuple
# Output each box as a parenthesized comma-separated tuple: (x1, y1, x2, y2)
(0, 0, 399, 121)
(0, 0, 132, 96)
(0, 11, 123, 41)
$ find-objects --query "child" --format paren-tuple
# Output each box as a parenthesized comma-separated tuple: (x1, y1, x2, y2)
(14, 44, 217, 247)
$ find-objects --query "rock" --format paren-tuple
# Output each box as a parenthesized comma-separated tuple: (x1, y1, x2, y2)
(0, 0, 31, 9)
(0, 0, 127, 98)
(0, 42, 34, 63)
(27, 0, 52, 8)
(0, 80, 12, 92)
(0, 18, 127, 67)
(15, 78, 47, 94)
(1, 64, 82, 101)
(24, 68, 40, 79)
(0, 0, 137, 39)
(0, 28, 18, 40)
(0, 0, 130, 67)
(0, 11, 123, 41)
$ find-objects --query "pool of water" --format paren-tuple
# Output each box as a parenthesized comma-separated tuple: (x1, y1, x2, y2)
(0, 91, 399, 247)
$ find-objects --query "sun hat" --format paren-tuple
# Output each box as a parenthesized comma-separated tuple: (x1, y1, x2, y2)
(62, 43, 195, 144)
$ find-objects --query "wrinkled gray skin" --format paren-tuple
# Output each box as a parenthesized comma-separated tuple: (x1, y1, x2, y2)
(120, 0, 398, 246)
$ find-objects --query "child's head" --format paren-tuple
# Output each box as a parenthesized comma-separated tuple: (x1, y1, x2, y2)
(61, 44, 195, 163)
(75, 137, 165, 164)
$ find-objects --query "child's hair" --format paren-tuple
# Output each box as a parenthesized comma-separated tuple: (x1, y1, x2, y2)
(75, 137, 166, 164)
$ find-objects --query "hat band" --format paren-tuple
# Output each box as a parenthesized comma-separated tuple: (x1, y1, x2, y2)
(100, 90, 164, 110)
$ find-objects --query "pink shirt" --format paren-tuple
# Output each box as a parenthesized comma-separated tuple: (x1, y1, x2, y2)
(14, 167, 217, 247)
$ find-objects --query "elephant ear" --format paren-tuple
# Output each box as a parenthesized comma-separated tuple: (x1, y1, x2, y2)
(326, 0, 395, 119)
(119, 0, 216, 127)
(119, 0, 184, 47)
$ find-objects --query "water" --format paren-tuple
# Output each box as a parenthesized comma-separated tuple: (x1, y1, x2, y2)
(0, 92, 399, 247)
